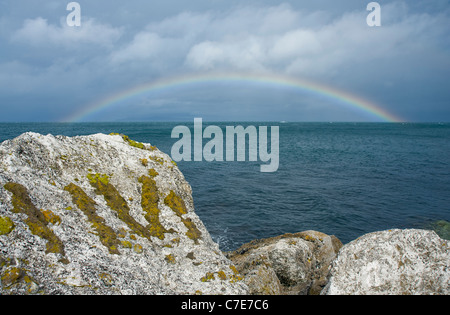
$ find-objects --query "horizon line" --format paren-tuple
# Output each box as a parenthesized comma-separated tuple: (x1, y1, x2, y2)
(62, 72, 405, 123)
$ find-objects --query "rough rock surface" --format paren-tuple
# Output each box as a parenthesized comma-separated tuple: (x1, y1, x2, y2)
(227, 231, 343, 295)
(0, 132, 248, 295)
(322, 229, 450, 295)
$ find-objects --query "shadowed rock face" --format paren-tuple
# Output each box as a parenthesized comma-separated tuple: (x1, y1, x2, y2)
(0, 132, 248, 295)
(227, 231, 343, 295)
(322, 229, 450, 295)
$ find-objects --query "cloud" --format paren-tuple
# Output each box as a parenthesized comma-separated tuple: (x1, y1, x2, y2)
(12, 17, 123, 49)
(182, 2, 450, 80)
(1, 1, 449, 121)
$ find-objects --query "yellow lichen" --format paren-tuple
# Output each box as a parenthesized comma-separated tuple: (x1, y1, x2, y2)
(117, 228, 127, 238)
(140, 158, 148, 167)
(148, 169, 159, 178)
(41, 209, 61, 226)
(229, 265, 244, 283)
(138, 175, 175, 240)
(165, 254, 176, 264)
(121, 241, 132, 249)
(229, 265, 239, 275)
(171, 237, 180, 245)
(164, 191, 201, 244)
(64, 183, 121, 255)
(123, 135, 145, 150)
(0, 216, 15, 235)
(217, 271, 227, 280)
(0, 256, 12, 268)
(87, 173, 110, 186)
(1, 267, 23, 288)
(87, 174, 153, 242)
(134, 244, 143, 254)
(200, 272, 215, 282)
(301, 234, 315, 242)
(229, 274, 244, 283)
(1, 267, 39, 293)
(4, 183, 68, 264)
(149, 156, 165, 166)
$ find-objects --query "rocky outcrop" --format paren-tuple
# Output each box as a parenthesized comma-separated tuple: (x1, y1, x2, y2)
(1, 133, 448, 295)
(227, 231, 343, 295)
(322, 229, 450, 295)
(0, 132, 248, 295)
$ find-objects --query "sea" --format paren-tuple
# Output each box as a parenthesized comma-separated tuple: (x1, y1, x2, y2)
(1, 122, 449, 251)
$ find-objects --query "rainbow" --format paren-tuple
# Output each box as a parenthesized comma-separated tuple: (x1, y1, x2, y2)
(64, 72, 403, 122)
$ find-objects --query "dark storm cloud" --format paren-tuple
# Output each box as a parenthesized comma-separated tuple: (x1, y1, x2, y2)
(0, 1, 449, 121)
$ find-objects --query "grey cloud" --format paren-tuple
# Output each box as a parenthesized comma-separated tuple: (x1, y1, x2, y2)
(0, 1, 449, 121)
(12, 17, 123, 49)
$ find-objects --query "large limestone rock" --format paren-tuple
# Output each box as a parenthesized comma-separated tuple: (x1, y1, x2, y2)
(0, 132, 248, 295)
(322, 229, 450, 295)
(227, 231, 343, 295)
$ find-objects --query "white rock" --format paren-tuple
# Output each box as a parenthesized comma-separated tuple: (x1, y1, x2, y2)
(323, 229, 450, 295)
(0, 132, 248, 295)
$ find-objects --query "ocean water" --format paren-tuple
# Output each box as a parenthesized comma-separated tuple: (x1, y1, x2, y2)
(1, 122, 449, 251)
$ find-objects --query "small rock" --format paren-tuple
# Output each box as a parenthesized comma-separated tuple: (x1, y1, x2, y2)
(227, 230, 342, 295)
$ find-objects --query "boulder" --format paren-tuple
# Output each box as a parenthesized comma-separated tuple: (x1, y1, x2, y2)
(0, 132, 248, 295)
(322, 229, 450, 295)
(227, 230, 343, 295)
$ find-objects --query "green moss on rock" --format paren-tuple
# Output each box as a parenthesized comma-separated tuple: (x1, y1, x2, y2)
(149, 156, 165, 166)
(134, 244, 143, 254)
(165, 254, 176, 264)
(121, 240, 132, 249)
(123, 135, 145, 150)
(87, 173, 110, 186)
(217, 270, 227, 280)
(164, 191, 201, 244)
(41, 210, 61, 226)
(200, 272, 215, 282)
(88, 173, 153, 241)
(148, 169, 159, 178)
(138, 175, 175, 240)
(0, 216, 15, 235)
(110, 133, 146, 150)
(64, 183, 121, 255)
(0, 266, 39, 293)
(1, 267, 24, 288)
(140, 158, 149, 167)
(3, 183, 68, 264)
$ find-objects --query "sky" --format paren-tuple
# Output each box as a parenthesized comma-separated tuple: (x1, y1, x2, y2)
(0, 0, 449, 122)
